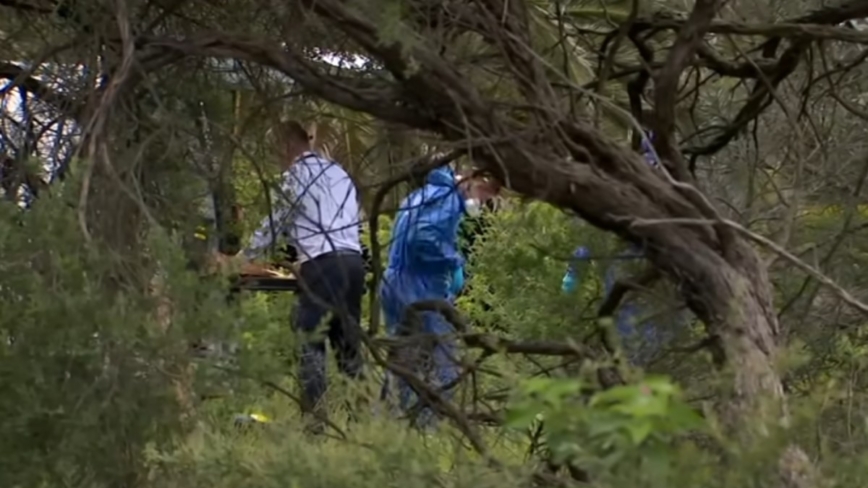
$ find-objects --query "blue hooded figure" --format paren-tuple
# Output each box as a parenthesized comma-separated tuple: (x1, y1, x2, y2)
(379, 166, 483, 427)
(560, 130, 682, 365)
(562, 244, 672, 365)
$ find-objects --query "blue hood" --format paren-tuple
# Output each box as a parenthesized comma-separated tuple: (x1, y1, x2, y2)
(384, 165, 465, 278)
(425, 166, 457, 187)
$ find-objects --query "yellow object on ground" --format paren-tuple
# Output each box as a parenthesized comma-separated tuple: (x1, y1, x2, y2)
(194, 225, 209, 241)
(249, 413, 271, 423)
(233, 412, 272, 427)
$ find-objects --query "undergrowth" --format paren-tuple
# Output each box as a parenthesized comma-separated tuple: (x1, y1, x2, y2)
(2, 194, 868, 488)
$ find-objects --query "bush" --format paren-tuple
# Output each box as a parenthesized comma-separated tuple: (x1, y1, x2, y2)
(4, 194, 868, 488)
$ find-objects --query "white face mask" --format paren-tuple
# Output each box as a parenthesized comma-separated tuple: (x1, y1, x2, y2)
(464, 198, 482, 217)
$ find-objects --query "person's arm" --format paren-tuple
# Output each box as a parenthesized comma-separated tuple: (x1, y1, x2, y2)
(242, 208, 291, 260)
(241, 166, 306, 260)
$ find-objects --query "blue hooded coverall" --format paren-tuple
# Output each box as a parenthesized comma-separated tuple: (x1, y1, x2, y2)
(562, 245, 668, 365)
(379, 166, 466, 427)
(560, 130, 682, 365)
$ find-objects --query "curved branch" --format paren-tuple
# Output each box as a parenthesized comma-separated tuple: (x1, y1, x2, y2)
(0, 0, 52, 13)
(143, 35, 432, 128)
(651, 0, 723, 182)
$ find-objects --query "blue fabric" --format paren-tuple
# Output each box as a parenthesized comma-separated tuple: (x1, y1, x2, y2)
(383, 166, 465, 278)
(601, 251, 665, 366)
(561, 246, 590, 293)
(561, 243, 675, 366)
(641, 130, 660, 168)
(449, 265, 465, 297)
(561, 273, 577, 294)
(379, 166, 466, 428)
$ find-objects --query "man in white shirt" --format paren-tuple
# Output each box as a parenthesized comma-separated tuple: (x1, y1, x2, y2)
(237, 121, 365, 429)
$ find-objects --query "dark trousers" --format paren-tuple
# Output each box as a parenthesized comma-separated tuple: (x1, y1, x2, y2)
(294, 250, 366, 416)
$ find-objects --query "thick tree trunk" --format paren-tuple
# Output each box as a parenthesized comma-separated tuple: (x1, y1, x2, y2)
(462, 128, 817, 485)
(699, 245, 817, 488)
(694, 242, 784, 423)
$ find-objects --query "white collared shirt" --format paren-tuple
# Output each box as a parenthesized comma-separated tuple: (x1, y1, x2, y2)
(243, 152, 361, 263)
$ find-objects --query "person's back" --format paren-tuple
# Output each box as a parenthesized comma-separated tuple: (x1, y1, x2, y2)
(284, 153, 360, 261)
(382, 166, 465, 334)
(379, 165, 504, 427)
(238, 121, 366, 433)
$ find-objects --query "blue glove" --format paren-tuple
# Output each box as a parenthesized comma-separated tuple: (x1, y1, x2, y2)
(561, 246, 590, 294)
(561, 272, 577, 293)
(450, 266, 465, 296)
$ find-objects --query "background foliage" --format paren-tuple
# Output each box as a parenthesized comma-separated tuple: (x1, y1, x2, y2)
(3, 0, 868, 487)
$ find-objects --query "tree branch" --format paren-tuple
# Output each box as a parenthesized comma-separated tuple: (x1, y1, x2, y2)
(628, 217, 868, 317)
(0, 0, 52, 13)
(142, 35, 431, 128)
(651, 0, 724, 182)
(0, 62, 79, 116)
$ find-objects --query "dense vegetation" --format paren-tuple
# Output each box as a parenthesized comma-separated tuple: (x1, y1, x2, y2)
(3, 0, 868, 487)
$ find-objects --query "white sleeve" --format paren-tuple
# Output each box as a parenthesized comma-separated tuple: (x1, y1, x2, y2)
(241, 166, 307, 259)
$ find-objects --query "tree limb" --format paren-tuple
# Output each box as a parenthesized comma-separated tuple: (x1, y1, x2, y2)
(651, 0, 724, 182)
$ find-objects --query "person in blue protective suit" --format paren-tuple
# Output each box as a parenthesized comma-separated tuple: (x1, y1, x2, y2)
(560, 129, 681, 365)
(562, 243, 667, 365)
(379, 165, 500, 427)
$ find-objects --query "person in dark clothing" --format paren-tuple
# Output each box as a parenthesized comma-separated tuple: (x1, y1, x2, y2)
(231, 121, 366, 430)
(278, 227, 372, 285)
(457, 200, 495, 262)
(456, 198, 497, 317)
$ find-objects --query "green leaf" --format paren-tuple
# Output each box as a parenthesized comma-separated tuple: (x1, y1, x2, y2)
(665, 403, 707, 431)
(586, 415, 625, 437)
(590, 384, 638, 406)
(627, 420, 653, 446)
(540, 378, 583, 405)
(599, 449, 627, 469)
(641, 445, 674, 481)
(642, 376, 678, 396)
(504, 407, 541, 429)
(612, 394, 668, 418)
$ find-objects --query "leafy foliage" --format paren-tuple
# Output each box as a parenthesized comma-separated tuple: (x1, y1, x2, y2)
(5, 0, 868, 487)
